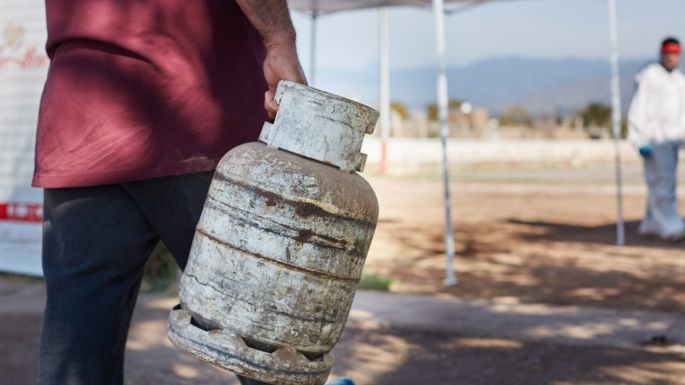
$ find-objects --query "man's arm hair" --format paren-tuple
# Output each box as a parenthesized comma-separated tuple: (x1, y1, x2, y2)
(235, 0, 306, 118)
(234, 0, 297, 49)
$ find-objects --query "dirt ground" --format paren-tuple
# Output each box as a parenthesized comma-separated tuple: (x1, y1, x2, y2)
(365, 167, 685, 314)
(3, 163, 685, 385)
(4, 289, 684, 385)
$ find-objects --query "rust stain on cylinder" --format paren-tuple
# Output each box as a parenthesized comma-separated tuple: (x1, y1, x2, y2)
(214, 171, 375, 227)
(295, 229, 314, 243)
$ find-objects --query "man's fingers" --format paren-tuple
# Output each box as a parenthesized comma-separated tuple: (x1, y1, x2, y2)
(264, 90, 278, 120)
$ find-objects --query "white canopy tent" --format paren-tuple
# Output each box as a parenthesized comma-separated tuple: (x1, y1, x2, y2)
(289, 0, 627, 285)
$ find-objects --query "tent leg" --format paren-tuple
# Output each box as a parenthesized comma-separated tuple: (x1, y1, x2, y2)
(309, 12, 318, 86)
(379, 8, 391, 174)
(608, 0, 625, 246)
(432, 0, 457, 286)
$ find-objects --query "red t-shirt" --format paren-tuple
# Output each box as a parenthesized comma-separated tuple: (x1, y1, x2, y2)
(32, 0, 267, 188)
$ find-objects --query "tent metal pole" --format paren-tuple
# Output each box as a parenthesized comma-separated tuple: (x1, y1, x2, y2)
(608, 0, 626, 246)
(379, 8, 391, 174)
(432, 0, 458, 286)
(309, 11, 318, 86)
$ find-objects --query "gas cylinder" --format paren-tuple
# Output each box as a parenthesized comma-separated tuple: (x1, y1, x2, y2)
(167, 80, 379, 385)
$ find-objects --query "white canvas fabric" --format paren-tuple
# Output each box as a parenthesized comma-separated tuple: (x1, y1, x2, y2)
(288, 0, 467, 14)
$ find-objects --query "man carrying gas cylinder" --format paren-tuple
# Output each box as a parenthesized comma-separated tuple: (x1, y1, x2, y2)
(34, 1, 353, 384)
(628, 37, 685, 241)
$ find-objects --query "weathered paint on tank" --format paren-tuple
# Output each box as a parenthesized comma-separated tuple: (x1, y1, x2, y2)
(259, 80, 377, 173)
(168, 81, 379, 385)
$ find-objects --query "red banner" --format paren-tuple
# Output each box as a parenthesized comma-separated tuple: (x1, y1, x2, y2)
(0, 202, 43, 223)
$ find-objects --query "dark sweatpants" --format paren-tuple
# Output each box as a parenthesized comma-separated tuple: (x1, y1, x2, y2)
(38, 171, 268, 385)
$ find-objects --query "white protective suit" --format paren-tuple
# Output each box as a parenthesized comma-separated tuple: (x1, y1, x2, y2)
(628, 63, 685, 239)
(628, 63, 685, 147)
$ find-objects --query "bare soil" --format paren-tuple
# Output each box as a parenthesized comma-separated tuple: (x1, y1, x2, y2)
(365, 176, 685, 314)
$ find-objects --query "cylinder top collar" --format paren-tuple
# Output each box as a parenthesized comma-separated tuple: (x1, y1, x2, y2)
(258, 81, 379, 172)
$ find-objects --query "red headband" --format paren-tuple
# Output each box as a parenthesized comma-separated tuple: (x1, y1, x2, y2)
(662, 42, 681, 54)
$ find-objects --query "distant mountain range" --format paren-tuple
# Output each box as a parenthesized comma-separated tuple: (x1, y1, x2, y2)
(313, 56, 655, 117)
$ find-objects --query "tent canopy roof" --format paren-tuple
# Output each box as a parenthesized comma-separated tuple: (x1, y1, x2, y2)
(288, 0, 474, 15)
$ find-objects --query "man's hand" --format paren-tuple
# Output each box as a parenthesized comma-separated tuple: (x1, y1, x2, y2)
(263, 41, 307, 119)
(639, 145, 653, 158)
(234, 0, 307, 119)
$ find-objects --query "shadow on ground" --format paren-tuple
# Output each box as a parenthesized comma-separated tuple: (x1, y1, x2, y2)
(335, 325, 685, 385)
(367, 217, 685, 313)
(508, 219, 685, 248)
(4, 288, 684, 385)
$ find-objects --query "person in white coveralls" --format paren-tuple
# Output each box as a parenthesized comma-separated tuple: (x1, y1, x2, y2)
(628, 37, 685, 241)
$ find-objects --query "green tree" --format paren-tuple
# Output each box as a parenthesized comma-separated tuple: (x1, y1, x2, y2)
(390, 101, 411, 120)
(579, 102, 611, 128)
(499, 105, 532, 127)
(426, 99, 463, 121)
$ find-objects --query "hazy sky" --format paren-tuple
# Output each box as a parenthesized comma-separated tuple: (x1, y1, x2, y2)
(290, 0, 685, 72)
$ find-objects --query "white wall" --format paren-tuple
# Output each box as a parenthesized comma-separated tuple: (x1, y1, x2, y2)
(362, 138, 639, 174)
(0, 0, 48, 276)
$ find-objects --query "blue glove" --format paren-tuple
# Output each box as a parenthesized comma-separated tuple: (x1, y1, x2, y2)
(325, 378, 355, 385)
(639, 145, 652, 158)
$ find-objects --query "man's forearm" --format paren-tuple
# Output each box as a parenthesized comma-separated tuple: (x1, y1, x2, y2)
(236, 0, 307, 118)
(234, 0, 296, 48)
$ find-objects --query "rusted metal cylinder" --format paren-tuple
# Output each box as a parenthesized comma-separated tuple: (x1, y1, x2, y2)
(167, 80, 379, 385)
